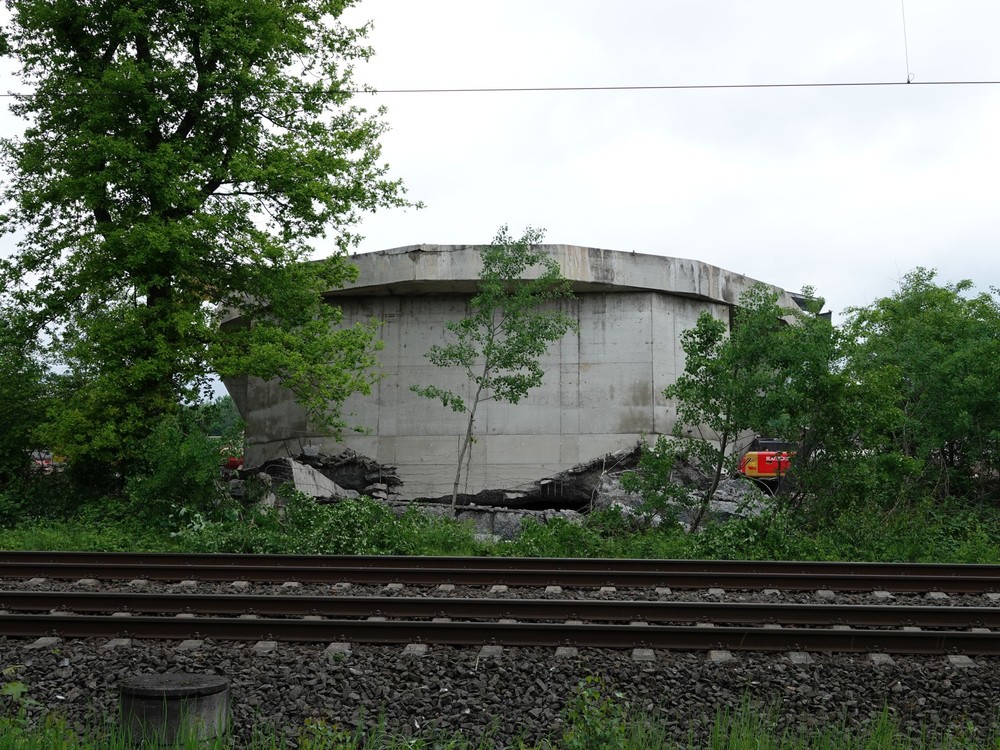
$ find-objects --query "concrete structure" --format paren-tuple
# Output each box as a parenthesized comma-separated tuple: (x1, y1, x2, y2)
(225, 244, 799, 500)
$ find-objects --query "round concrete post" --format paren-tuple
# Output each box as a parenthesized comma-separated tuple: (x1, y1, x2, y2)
(120, 673, 230, 746)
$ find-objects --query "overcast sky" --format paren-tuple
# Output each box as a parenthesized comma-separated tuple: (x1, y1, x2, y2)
(337, 0, 1000, 318)
(2, 1, 999, 321)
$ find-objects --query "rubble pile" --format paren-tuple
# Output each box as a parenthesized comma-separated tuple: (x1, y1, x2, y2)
(296, 448, 403, 501)
(231, 443, 766, 536)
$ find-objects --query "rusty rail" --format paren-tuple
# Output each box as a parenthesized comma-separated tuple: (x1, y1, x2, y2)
(1, 612, 998, 654)
(2, 561, 998, 592)
(2, 590, 999, 628)
(1, 551, 998, 578)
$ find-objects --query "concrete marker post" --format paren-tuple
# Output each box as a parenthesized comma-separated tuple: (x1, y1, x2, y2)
(120, 673, 230, 747)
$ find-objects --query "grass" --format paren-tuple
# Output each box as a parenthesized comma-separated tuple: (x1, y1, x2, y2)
(2, 494, 1000, 565)
(1, 699, 998, 749)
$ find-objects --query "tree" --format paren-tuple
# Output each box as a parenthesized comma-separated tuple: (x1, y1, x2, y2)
(744, 288, 899, 515)
(843, 269, 1000, 503)
(0, 0, 411, 475)
(411, 226, 578, 506)
(0, 305, 48, 487)
(190, 394, 243, 438)
(663, 284, 790, 531)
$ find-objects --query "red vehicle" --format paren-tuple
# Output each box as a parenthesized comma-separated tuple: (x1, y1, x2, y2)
(738, 437, 793, 479)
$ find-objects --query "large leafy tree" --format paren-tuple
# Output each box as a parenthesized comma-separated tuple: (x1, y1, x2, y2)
(412, 226, 578, 506)
(843, 269, 1000, 503)
(744, 290, 899, 513)
(0, 0, 410, 471)
(0, 304, 49, 486)
(660, 284, 896, 528)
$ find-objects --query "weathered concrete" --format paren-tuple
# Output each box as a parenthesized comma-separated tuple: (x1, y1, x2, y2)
(225, 244, 799, 499)
(120, 674, 230, 746)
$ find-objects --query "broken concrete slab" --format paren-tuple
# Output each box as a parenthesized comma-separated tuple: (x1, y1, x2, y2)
(255, 457, 360, 501)
(295, 448, 403, 496)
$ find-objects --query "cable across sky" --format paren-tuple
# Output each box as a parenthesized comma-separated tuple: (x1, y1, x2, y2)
(359, 79, 1000, 94)
(2, 78, 999, 99)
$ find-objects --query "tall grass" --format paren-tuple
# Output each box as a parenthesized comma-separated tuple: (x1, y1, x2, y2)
(3, 496, 1000, 565)
(2, 700, 997, 749)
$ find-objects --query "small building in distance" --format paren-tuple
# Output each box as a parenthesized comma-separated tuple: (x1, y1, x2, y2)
(224, 244, 800, 501)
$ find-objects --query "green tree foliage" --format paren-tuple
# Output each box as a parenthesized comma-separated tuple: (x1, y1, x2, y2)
(740, 289, 900, 512)
(659, 283, 898, 528)
(0, 0, 410, 476)
(0, 306, 48, 486)
(844, 268, 1000, 503)
(650, 270, 999, 537)
(663, 285, 792, 530)
(190, 394, 243, 437)
(412, 226, 578, 506)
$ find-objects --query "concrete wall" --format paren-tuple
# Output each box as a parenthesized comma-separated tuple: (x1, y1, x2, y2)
(226, 245, 799, 500)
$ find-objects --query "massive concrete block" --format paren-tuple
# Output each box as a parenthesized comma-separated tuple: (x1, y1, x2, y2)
(224, 244, 798, 500)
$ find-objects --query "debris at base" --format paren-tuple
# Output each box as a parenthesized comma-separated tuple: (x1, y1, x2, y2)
(252, 457, 359, 501)
(530, 446, 643, 504)
(295, 448, 403, 497)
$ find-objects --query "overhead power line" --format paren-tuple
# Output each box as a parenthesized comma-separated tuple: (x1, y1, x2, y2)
(363, 80, 997, 93)
(1, 79, 999, 98)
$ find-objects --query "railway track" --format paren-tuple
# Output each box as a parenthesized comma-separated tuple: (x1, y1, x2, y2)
(1, 552, 998, 655)
(1, 551, 999, 591)
(4, 550, 1000, 576)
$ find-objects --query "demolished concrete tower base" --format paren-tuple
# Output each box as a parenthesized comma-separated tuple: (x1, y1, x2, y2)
(223, 244, 798, 501)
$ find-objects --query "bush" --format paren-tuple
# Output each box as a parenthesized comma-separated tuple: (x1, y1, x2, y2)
(0, 473, 79, 529)
(174, 493, 482, 556)
(619, 436, 689, 522)
(500, 516, 611, 558)
(124, 413, 234, 526)
(689, 496, 1000, 564)
(692, 506, 816, 561)
(395, 506, 485, 556)
(496, 508, 692, 560)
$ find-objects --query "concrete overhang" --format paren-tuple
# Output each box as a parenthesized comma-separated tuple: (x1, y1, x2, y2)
(325, 244, 798, 309)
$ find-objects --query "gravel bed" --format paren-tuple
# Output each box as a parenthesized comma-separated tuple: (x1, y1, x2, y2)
(2, 636, 998, 747)
(4, 577, 998, 607)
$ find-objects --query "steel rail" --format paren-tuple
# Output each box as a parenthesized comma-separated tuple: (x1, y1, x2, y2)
(1, 561, 998, 592)
(1, 613, 998, 654)
(1, 551, 998, 578)
(1, 590, 999, 628)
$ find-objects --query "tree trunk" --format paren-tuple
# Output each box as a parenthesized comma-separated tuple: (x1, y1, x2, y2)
(452, 403, 476, 508)
(452, 374, 487, 508)
(690, 433, 729, 533)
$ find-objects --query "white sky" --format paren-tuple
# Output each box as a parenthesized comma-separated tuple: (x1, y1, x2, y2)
(3, 1, 999, 322)
(338, 0, 1000, 318)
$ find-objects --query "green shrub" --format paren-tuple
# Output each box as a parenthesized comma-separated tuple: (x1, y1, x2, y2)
(619, 436, 688, 522)
(396, 506, 485, 556)
(689, 497, 1000, 565)
(693, 507, 815, 561)
(496, 509, 693, 560)
(0, 473, 79, 529)
(559, 676, 629, 750)
(125, 413, 233, 526)
(174, 493, 475, 556)
(500, 516, 610, 558)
